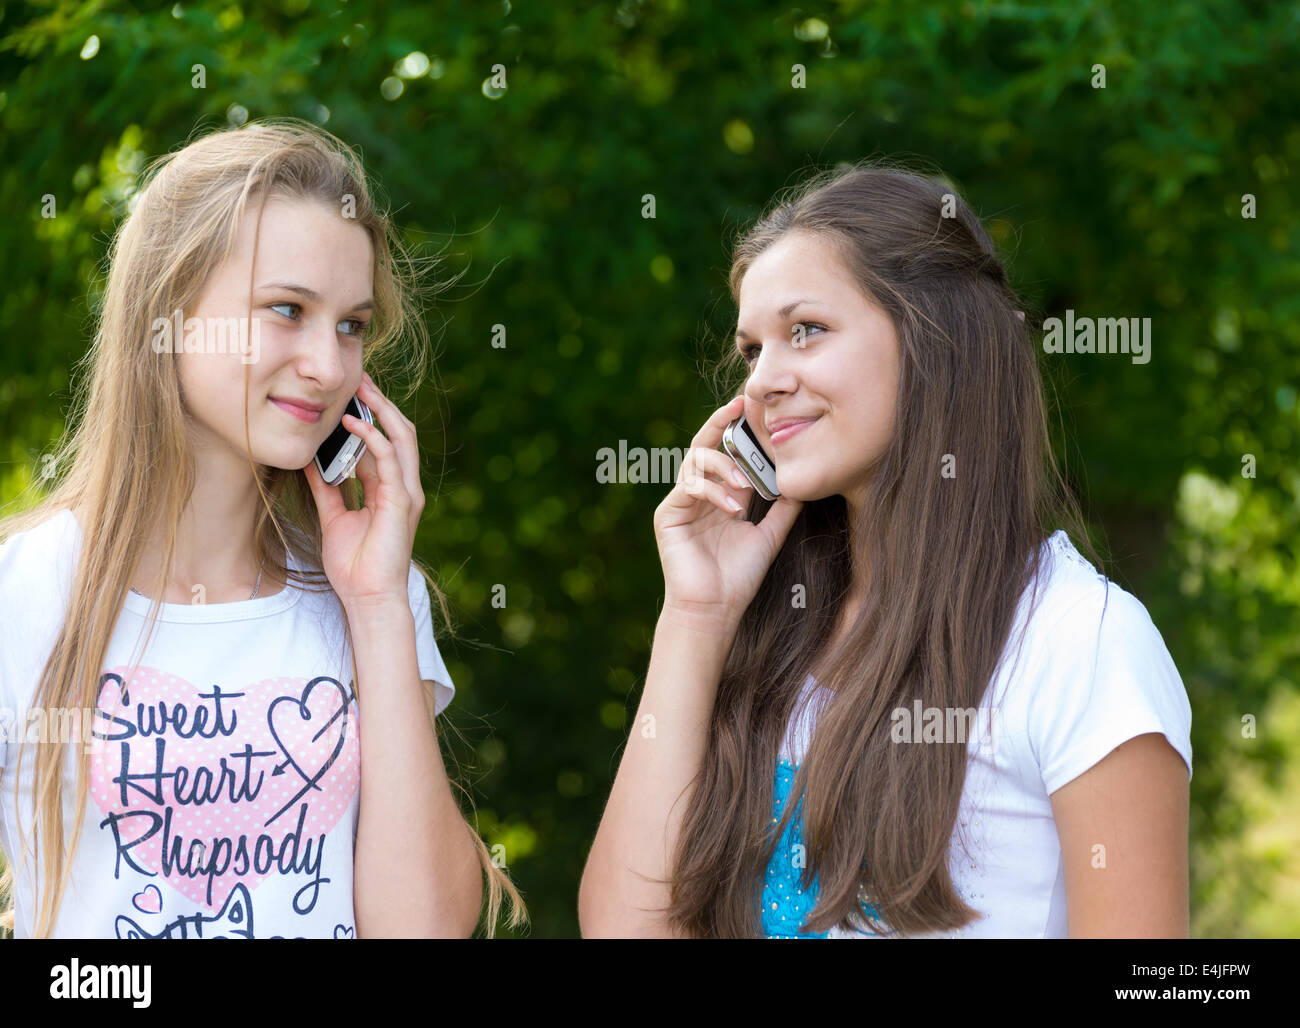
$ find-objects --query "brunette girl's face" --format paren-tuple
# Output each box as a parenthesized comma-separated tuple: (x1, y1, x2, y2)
(735, 230, 901, 509)
(175, 194, 374, 471)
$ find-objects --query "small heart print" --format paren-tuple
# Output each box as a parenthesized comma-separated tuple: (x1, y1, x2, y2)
(334, 924, 355, 939)
(132, 884, 163, 914)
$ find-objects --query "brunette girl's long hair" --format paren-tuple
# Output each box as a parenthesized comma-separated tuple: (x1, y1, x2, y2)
(0, 117, 526, 937)
(668, 160, 1105, 936)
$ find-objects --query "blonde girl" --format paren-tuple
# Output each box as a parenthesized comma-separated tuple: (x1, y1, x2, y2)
(0, 117, 524, 938)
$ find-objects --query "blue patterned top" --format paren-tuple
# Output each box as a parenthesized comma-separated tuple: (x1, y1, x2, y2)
(761, 757, 884, 938)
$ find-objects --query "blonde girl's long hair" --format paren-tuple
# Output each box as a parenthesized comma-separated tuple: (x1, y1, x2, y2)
(0, 116, 526, 937)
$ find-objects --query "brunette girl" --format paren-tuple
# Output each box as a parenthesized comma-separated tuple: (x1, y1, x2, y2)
(580, 163, 1191, 938)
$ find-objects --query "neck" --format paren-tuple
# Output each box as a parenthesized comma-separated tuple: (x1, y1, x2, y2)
(129, 443, 284, 603)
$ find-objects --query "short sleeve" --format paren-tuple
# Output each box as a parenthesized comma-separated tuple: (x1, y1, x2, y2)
(408, 562, 455, 716)
(1027, 582, 1193, 796)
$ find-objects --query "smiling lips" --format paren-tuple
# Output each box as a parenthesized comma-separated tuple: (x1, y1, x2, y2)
(270, 397, 324, 424)
(768, 416, 819, 446)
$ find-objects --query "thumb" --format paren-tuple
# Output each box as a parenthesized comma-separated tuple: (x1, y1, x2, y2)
(303, 460, 346, 525)
(755, 494, 804, 552)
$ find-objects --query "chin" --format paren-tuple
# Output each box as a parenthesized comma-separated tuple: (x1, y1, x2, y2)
(252, 448, 318, 473)
(772, 474, 830, 504)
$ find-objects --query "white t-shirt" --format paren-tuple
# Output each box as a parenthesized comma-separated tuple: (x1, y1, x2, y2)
(772, 529, 1193, 939)
(0, 508, 455, 939)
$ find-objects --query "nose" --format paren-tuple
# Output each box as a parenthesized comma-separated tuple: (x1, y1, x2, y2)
(743, 333, 799, 406)
(291, 316, 350, 393)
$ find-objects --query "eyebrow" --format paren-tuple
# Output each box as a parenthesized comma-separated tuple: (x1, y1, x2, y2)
(257, 281, 374, 313)
(735, 299, 819, 342)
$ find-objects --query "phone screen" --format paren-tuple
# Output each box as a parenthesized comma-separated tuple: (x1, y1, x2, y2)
(315, 396, 363, 467)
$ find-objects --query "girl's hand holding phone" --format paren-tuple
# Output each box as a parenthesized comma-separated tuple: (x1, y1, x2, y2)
(653, 396, 803, 628)
(303, 371, 426, 612)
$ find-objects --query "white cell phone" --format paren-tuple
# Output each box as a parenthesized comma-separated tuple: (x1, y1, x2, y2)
(721, 412, 779, 501)
(314, 394, 373, 485)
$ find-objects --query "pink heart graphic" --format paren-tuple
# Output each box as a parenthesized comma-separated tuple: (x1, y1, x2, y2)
(132, 884, 162, 914)
(91, 668, 360, 909)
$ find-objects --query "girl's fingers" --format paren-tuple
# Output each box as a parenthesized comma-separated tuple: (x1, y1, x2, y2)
(755, 493, 803, 547)
(346, 419, 383, 501)
(683, 473, 747, 517)
(343, 412, 408, 514)
(689, 395, 746, 452)
(679, 443, 751, 490)
(303, 458, 347, 522)
(357, 374, 424, 514)
(692, 445, 754, 491)
(663, 398, 753, 518)
(350, 441, 380, 495)
(672, 443, 752, 518)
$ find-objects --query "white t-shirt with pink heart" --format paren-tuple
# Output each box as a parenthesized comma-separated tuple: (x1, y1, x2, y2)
(0, 508, 455, 939)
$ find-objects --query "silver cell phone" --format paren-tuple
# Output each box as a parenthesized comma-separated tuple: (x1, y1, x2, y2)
(314, 394, 373, 486)
(721, 411, 779, 501)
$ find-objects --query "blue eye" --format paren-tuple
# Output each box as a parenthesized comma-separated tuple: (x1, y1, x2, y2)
(269, 302, 369, 339)
(739, 323, 826, 363)
(792, 321, 826, 340)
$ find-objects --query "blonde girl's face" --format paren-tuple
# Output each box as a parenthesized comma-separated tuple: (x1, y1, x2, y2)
(174, 194, 375, 472)
(735, 230, 901, 509)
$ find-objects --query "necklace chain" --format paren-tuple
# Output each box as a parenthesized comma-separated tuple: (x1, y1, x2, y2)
(130, 563, 264, 601)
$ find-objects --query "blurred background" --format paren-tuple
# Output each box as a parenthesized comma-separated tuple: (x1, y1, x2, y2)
(0, 0, 1296, 938)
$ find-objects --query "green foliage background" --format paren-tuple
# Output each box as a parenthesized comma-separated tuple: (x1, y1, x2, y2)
(0, 0, 1296, 937)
